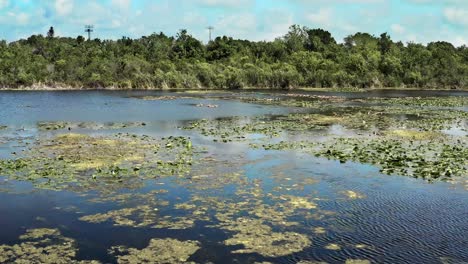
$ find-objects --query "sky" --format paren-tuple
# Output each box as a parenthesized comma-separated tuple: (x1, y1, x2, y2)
(0, 0, 467, 46)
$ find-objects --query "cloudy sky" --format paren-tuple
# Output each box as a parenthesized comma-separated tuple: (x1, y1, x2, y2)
(1, 0, 467, 46)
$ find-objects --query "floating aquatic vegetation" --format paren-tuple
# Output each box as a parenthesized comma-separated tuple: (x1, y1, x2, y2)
(195, 103, 218, 108)
(183, 170, 248, 191)
(1, 93, 466, 263)
(87, 190, 168, 205)
(110, 238, 200, 264)
(80, 190, 171, 227)
(324, 243, 341, 250)
(296, 261, 328, 264)
(174, 202, 197, 210)
(37, 121, 147, 131)
(345, 259, 371, 264)
(249, 204, 300, 227)
(81, 189, 210, 229)
(268, 165, 319, 191)
(80, 204, 208, 230)
(237, 96, 326, 108)
(341, 190, 366, 200)
(37, 121, 69, 130)
(184, 188, 319, 256)
(0, 133, 195, 191)
(152, 216, 199, 230)
(130, 95, 193, 100)
(313, 227, 327, 234)
(314, 137, 467, 181)
(386, 129, 442, 140)
(0, 125, 7, 130)
(354, 244, 371, 249)
(79, 205, 159, 227)
(279, 195, 317, 209)
(258, 136, 467, 181)
(363, 96, 467, 108)
(183, 117, 281, 142)
(221, 218, 311, 257)
(184, 103, 465, 144)
(0, 228, 100, 263)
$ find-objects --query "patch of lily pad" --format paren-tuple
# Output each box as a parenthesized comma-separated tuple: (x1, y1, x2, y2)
(362, 96, 467, 108)
(254, 136, 467, 181)
(0, 133, 195, 191)
(183, 102, 466, 143)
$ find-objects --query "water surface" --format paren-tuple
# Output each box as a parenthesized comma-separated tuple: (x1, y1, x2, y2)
(0, 90, 466, 264)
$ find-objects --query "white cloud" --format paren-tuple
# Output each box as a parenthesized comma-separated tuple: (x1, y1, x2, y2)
(197, 0, 251, 8)
(0, 0, 8, 9)
(112, 0, 131, 9)
(1, 0, 467, 47)
(258, 9, 293, 41)
(55, 0, 74, 16)
(16, 12, 29, 24)
(444, 7, 468, 26)
(215, 13, 256, 39)
(305, 8, 333, 28)
(304, 7, 357, 36)
(391, 24, 405, 34)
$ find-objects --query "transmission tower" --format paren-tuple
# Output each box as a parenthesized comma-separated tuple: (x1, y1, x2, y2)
(207, 26, 214, 42)
(85, 25, 94, 40)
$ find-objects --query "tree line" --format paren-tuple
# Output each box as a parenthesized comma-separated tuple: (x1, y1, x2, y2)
(0, 25, 467, 90)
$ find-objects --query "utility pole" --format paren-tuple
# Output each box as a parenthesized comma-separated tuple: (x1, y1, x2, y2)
(85, 25, 94, 41)
(207, 26, 214, 43)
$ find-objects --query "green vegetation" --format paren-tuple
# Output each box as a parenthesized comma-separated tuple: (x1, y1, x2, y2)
(1, 26, 468, 90)
(256, 137, 467, 181)
(37, 121, 147, 131)
(0, 228, 100, 263)
(181, 95, 467, 181)
(110, 238, 200, 264)
(0, 133, 195, 191)
(221, 218, 311, 257)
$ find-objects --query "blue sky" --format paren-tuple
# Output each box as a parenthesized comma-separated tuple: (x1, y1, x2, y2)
(1, 0, 467, 46)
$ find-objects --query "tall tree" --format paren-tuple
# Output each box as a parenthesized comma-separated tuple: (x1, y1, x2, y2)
(47, 27, 55, 38)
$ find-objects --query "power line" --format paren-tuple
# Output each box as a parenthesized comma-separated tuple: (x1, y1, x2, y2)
(207, 26, 214, 43)
(85, 25, 94, 41)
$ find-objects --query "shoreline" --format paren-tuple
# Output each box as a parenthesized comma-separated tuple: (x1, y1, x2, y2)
(1, 86, 467, 93)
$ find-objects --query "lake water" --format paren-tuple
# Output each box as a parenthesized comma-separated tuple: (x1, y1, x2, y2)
(0, 90, 466, 264)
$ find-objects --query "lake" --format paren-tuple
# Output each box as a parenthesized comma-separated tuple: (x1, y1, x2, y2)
(0, 90, 466, 264)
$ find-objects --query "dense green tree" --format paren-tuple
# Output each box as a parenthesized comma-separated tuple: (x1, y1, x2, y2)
(378, 33, 392, 55)
(305, 28, 336, 52)
(171, 29, 204, 60)
(0, 26, 466, 89)
(47, 27, 55, 38)
(283, 25, 307, 53)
